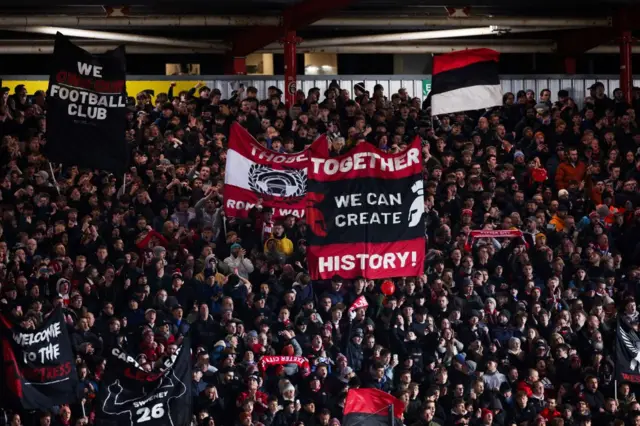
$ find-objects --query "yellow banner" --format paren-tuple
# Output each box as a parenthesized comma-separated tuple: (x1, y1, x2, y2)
(3, 80, 202, 101)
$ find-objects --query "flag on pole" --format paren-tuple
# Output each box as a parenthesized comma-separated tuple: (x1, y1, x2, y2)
(342, 388, 404, 426)
(430, 48, 502, 116)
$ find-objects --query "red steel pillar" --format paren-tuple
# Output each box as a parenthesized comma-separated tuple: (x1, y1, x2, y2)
(283, 30, 300, 107)
(620, 31, 633, 104)
(564, 57, 576, 74)
(224, 56, 247, 75)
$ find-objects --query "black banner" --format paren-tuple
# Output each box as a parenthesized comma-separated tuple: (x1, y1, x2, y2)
(616, 319, 640, 384)
(0, 306, 78, 410)
(45, 32, 128, 172)
(306, 176, 425, 246)
(96, 338, 192, 426)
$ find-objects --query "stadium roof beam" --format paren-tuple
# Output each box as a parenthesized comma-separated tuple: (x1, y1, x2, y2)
(312, 16, 611, 28)
(0, 40, 631, 55)
(259, 43, 640, 54)
(0, 16, 282, 27)
(0, 15, 610, 29)
(0, 44, 225, 54)
(275, 26, 571, 49)
(228, 0, 357, 57)
(1, 26, 230, 49)
(555, 6, 640, 55)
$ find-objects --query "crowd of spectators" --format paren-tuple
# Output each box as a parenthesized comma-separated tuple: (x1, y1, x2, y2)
(0, 77, 640, 426)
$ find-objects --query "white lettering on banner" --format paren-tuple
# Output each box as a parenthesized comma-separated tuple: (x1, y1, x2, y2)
(133, 393, 169, 409)
(14, 322, 63, 364)
(250, 147, 306, 163)
(112, 347, 142, 367)
(226, 199, 256, 211)
(311, 148, 420, 175)
(13, 322, 61, 346)
(335, 193, 401, 208)
(225, 199, 305, 218)
(277, 209, 305, 218)
(335, 211, 402, 227)
(366, 193, 401, 206)
(136, 402, 166, 423)
(22, 343, 61, 363)
(68, 104, 107, 120)
(77, 62, 103, 78)
(318, 251, 417, 273)
(49, 85, 126, 107)
(49, 84, 126, 122)
(334, 194, 362, 208)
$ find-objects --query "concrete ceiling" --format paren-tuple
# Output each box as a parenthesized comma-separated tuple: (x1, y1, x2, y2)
(0, 0, 631, 16)
(0, 0, 633, 55)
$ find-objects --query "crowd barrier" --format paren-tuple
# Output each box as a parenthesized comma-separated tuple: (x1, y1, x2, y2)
(3, 75, 638, 109)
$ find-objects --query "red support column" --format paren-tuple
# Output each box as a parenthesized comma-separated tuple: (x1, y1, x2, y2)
(564, 57, 576, 74)
(224, 56, 247, 75)
(620, 31, 633, 104)
(283, 30, 299, 107)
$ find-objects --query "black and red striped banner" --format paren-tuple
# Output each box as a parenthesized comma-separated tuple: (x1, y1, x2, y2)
(306, 137, 425, 280)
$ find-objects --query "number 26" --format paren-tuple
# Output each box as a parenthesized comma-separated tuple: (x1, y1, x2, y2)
(136, 403, 165, 423)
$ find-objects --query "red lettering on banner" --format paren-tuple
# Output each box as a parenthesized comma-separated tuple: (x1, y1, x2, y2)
(55, 70, 124, 93)
(23, 361, 72, 382)
(621, 373, 640, 383)
(124, 368, 163, 382)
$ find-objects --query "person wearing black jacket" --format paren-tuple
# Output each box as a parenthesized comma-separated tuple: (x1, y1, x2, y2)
(581, 376, 605, 412)
(342, 316, 364, 373)
(191, 303, 219, 352)
(273, 400, 299, 426)
(507, 391, 537, 426)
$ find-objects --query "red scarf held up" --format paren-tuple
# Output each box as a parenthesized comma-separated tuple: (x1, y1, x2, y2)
(258, 355, 310, 375)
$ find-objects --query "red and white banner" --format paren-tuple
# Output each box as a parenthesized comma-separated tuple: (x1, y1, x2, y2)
(464, 229, 527, 251)
(224, 123, 328, 219)
(348, 295, 369, 312)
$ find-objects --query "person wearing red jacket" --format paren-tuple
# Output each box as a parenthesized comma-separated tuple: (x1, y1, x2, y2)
(555, 148, 587, 190)
(539, 394, 561, 421)
(237, 375, 269, 415)
(516, 368, 539, 397)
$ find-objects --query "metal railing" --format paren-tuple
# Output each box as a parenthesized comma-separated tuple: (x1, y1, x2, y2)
(3, 75, 636, 108)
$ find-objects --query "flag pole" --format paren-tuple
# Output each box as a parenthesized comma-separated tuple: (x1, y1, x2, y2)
(49, 162, 61, 195)
(614, 379, 618, 402)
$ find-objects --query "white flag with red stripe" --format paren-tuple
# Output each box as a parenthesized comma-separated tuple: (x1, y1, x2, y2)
(224, 123, 328, 219)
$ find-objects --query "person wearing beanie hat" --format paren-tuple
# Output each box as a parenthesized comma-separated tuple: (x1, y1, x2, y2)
(224, 243, 254, 280)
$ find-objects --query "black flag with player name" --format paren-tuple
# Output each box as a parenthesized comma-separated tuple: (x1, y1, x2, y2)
(95, 337, 192, 426)
(0, 306, 78, 411)
(616, 319, 640, 384)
